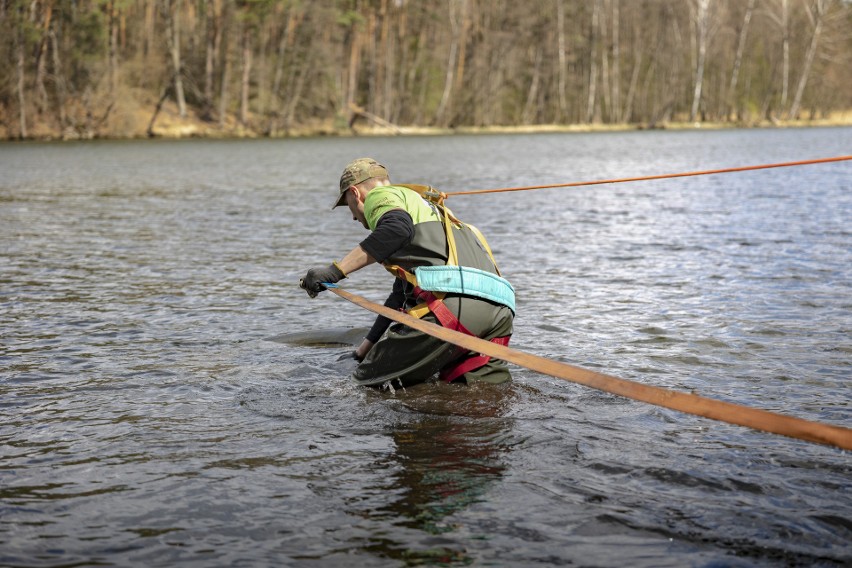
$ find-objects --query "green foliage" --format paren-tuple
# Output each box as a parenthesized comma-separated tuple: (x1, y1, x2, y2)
(70, 10, 108, 58)
(236, 0, 280, 21)
(336, 9, 365, 28)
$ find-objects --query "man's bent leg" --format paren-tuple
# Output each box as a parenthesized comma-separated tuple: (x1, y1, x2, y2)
(352, 320, 465, 388)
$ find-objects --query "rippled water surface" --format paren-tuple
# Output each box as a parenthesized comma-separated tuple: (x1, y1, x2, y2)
(1, 128, 850, 567)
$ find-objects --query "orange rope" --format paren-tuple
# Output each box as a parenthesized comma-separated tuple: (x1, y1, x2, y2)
(446, 155, 852, 197)
(329, 286, 852, 450)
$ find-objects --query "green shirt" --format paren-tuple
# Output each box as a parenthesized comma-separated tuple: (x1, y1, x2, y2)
(364, 185, 441, 230)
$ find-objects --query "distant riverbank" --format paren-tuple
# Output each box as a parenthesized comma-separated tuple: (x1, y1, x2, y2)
(7, 95, 852, 142)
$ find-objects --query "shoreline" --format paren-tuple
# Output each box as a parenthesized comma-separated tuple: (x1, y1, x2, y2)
(6, 108, 852, 143)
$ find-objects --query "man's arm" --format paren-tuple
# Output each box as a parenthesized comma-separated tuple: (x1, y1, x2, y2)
(300, 210, 413, 297)
(335, 209, 415, 276)
(336, 245, 376, 276)
(350, 210, 414, 360)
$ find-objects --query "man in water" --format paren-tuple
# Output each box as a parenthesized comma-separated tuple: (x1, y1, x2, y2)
(300, 158, 515, 387)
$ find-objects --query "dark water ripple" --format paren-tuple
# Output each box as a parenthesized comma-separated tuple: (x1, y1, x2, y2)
(1, 130, 850, 566)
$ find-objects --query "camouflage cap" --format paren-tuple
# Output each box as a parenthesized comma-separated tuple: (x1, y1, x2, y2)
(333, 158, 389, 209)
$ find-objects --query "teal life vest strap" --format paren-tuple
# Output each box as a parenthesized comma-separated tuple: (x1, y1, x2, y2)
(414, 265, 516, 313)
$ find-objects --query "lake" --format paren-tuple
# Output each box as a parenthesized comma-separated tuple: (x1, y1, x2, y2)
(1, 127, 850, 566)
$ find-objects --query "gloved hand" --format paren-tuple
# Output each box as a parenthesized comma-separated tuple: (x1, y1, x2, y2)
(299, 263, 345, 298)
(354, 338, 373, 362)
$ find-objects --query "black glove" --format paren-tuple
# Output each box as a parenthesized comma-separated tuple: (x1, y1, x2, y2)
(300, 263, 345, 298)
(335, 351, 362, 363)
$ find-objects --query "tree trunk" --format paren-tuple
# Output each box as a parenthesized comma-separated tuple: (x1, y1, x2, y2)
(586, 0, 600, 123)
(380, 0, 393, 121)
(622, 19, 641, 123)
(611, 0, 621, 122)
(366, 10, 378, 117)
(781, 0, 790, 113)
(163, 0, 187, 118)
(345, 16, 362, 121)
(203, 0, 221, 121)
(522, 46, 542, 124)
(16, 8, 28, 139)
(452, 0, 470, 122)
(147, 78, 174, 136)
(788, 0, 826, 119)
(108, 0, 119, 98)
(35, 0, 53, 115)
(436, 0, 464, 126)
(268, 6, 297, 134)
(49, 29, 67, 132)
(728, 0, 754, 120)
(284, 38, 315, 132)
(600, 4, 612, 122)
(254, 15, 271, 121)
(556, 0, 568, 121)
(690, 0, 711, 123)
(240, 23, 252, 126)
(661, 4, 683, 125)
(271, 8, 294, 98)
(218, 9, 231, 128)
(144, 0, 156, 60)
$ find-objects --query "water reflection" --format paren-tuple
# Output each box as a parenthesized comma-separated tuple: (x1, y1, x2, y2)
(366, 383, 514, 564)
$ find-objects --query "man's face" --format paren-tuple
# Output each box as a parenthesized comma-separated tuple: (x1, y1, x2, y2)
(345, 186, 369, 230)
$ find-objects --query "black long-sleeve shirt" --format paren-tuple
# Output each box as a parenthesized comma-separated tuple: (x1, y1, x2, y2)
(359, 209, 415, 343)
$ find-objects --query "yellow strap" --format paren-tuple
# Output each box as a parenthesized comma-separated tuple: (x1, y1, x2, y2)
(408, 303, 431, 319)
(443, 204, 459, 266)
(397, 183, 461, 266)
(407, 292, 445, 319)
(466, 223, 501, 276)
(384, 264, 418, 286)
(380, 264, 444, 319)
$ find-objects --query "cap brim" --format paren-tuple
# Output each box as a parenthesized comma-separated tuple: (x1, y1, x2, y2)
(332, 190, 347, 209)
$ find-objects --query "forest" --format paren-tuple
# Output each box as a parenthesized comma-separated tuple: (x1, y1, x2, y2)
(1, 0, 851, 140)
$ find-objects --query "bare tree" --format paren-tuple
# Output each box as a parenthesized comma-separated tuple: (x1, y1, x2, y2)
(728, 0, 755, 120)
(240, 19, 252, 125)
(48, 28, 67, 130)
(218, 4, 232, 128)
(15, 1, 28, 138)
(621, 8, 642, 123)
(34, 0, 53, 114)
(3, 0, 852, 139)
(765, 0, 792, 115)
(343, 10, 363, 121)
(586, 0, 600, 123)
(107, 0, 118, 98)
(788, 0, 828, 119)
(611, 0, 621, 122)
(689, 0, 712, 122)
(556, 0, 568, 121)
(436, 0, 468, 126)
(162, 0, 187, 118)
(203, 0, 223, 121)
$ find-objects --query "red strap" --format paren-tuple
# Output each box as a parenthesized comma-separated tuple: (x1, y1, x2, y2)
(419, 290, 474, 335)
(412, 287, 510, 382)
(440, 336, 510, 383)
